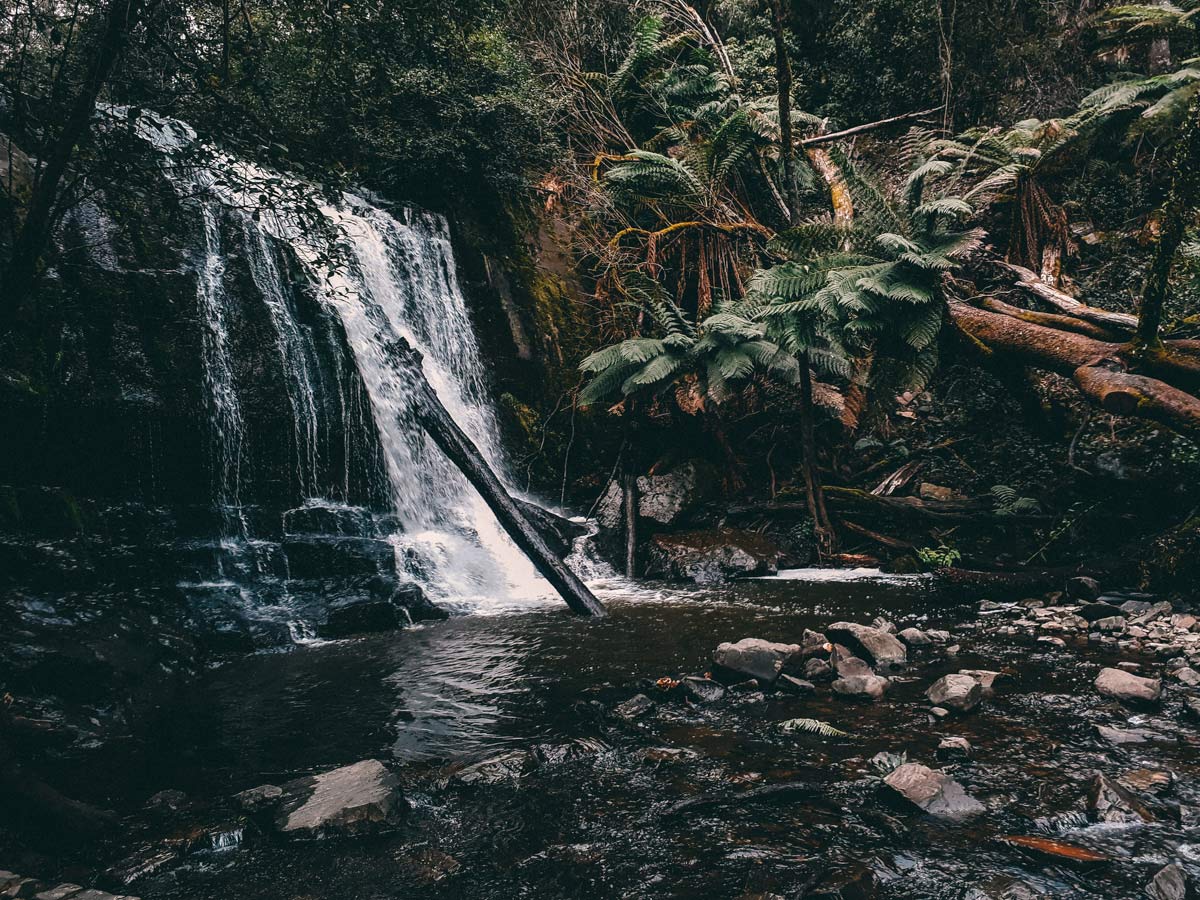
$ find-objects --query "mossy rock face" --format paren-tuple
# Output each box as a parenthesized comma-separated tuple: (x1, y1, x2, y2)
(1141, 516, 1200, 596)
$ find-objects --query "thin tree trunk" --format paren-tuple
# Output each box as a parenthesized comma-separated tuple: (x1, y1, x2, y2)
(392, 337, 606, 617)
(623, 474, 637, 578)
(770, 0, 837, 555)
(2, 0, 150, 319)
(1134, 94, 1200, 350)
(800, 363, 837, 554)
(769, 0, 800, 216)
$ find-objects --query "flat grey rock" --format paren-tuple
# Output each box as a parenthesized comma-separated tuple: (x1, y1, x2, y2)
(276, 759, 406, 837)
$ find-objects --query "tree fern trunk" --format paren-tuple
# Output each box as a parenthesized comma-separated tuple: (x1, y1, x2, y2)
(1135, 93, 1200, 350)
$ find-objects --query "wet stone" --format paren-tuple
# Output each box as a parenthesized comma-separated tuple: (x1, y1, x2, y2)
(825, 622, 907, 669)
(1146, 863, 1189, 900)
(883, 762, 985, 820)
(276, 759, 407, 837)
(805, 658, 832, 680)
(1095, 724, 1155, 745)
(1078, 601, 1124, 622)
(1066, 575, 1101, 601)
(832, 673, 889, 702)
(614, 694, 654, 721)
(833, 654, 873, 678)
(1184, 696, 1200, 722)
(680, 676, 725, 704)
(926, 674, 982, 713)
(958, 669, 1003, 698)
(1095, 667, 1161, 704)
(235, 784, 283, 813)
(450, 751, 532, 787)
(1175, 667, 1200, 686)
(34, 886, 84, 900)
(712, 638, 800, 685)
(145, 789, 189, 813)
(1086, 772, 1154, 823)
(1120, 768, 1173, 795)
(897, 627, 930, 647)
(777, 674, 815, 695)
(937, 736, 972, 759)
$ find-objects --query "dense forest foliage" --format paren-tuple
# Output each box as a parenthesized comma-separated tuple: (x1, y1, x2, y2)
(3, 0, 1200, 578)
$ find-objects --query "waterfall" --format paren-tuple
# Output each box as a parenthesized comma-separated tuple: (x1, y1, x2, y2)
(116, 108, 554, 612)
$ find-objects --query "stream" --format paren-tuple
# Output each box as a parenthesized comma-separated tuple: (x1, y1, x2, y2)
(52, 570, 1199, 900)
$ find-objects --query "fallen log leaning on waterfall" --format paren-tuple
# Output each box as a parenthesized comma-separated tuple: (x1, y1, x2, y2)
(389, 337, 606, 618)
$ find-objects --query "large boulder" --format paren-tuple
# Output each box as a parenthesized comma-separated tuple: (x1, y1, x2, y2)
(275, 760, 407, 838)
(926, 674, 983, 713)
(635, 462, 713, 525)
(1094, 667, 1161, 704)
(825, 622, 907, 669)
(713, 638, 800, 684)
(883, 762, 985, 820)
(646, 528, 784, 584)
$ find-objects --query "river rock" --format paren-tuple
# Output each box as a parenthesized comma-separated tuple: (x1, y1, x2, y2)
(825, 622, 907, 669)
(777, 674, 815, 694)
(883, 762, 985, 820)
(958, 669, 1003, 698)
(235, 784, 284, 813)
(275, 759, 406, 837)
(1066, 576, 1101, 601)
(832, 673, 889, 702)
(34, 886, 86, 900)
(713, 638, 800, 684)
(1146, 863, 1189, 900)
(800, 629, 830, 658)
(805, 657, 832, 680)
(451, 751, 532, 786)
(937, 736, 972, 759)
(1078, 601, 1124, 622)
(1176, 667, 1200, 686)
(1120, 768, 1173, 795)
(1095, 724, 1155, 745)
(1094, 667, 1161, 704)
(926, 674, 982, 713)
(1086, 773, 1154, 823)
(897, 627, 931, 647)
(832, 653, 874, 678)
(646, 528, 784, 584)
(680, 676, 726, 704)
(614, 694, 655, 721)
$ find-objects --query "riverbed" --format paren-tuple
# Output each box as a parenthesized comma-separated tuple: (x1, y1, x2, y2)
(14, 572, 1200, 899)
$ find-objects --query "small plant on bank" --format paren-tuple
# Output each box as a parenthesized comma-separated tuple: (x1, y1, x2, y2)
(915, 544, 962, 568)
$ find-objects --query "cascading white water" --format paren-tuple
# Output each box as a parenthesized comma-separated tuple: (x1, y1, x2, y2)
(196, 204, 246, 532)
(118, 108, 555, 611)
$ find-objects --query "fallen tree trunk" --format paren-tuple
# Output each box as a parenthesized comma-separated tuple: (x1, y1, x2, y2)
(948, 300, 1200, 440)
(980, 296, 1123, 342)
(728, 487, 1044, 523)
(390, 337, 606, 618)
(1001, 262, 1138, 334)
(931, 561, 1131, 601)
